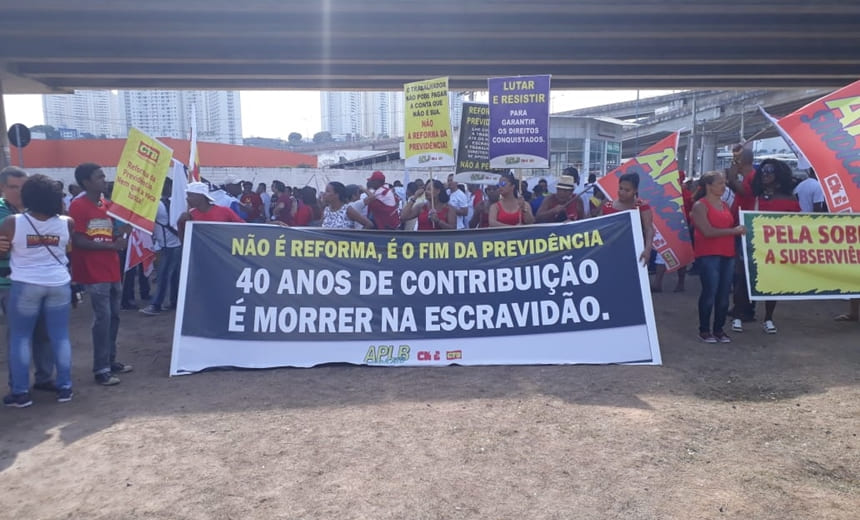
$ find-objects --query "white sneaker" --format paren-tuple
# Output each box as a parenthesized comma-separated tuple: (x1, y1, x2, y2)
(763, 320, 777, 334)
(731, 319, 743, 332)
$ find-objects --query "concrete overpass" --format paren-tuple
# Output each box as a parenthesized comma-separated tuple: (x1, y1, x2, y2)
(2, 0, 859, 93)
(2, 0, 859, 168)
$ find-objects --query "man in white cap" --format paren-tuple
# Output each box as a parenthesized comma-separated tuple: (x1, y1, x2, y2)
(177, 182, 244, 242)
(209, 174, 250, 220)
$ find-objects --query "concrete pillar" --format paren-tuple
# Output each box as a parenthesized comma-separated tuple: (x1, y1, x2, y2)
(701, 133, 717, 173)
(0, 79, 10, 170)
(582, 137, 591, 182)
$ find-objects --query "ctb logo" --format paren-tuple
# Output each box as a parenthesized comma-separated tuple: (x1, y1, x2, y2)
(137, 142, 160, 163)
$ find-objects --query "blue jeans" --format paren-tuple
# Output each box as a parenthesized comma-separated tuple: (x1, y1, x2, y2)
(697, 255, 735, 334)
(150, 246, 181, 310)
(7, 282, 72, 394)
(2, 288, 55, 385)
(86, 282, 122, 375)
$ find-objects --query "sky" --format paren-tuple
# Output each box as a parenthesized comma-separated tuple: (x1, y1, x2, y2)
(3, 90, 676, 140)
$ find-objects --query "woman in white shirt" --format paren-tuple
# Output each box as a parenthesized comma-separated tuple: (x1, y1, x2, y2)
(0, 174, 75, 407)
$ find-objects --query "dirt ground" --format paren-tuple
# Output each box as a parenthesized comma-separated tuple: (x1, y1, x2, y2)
(0, 280, 858, 520)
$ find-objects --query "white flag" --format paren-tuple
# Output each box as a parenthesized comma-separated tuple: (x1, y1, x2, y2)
(758, 106, 811, 170)
(169, 158, 188, 229)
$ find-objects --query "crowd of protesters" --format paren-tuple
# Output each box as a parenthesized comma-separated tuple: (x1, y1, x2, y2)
(0, 150, 855, 407)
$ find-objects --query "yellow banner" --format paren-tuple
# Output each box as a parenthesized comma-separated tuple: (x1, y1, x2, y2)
(741, 211, 860, 300)
(404, 77, 454, 168)
(107, 128, 174, 234)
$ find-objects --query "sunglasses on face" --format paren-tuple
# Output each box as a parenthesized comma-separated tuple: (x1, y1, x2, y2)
(761, 165, 777, 175)
(497, 180, 509, 187)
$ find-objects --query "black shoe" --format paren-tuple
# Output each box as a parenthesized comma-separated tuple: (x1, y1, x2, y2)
(33, 380, 58, 392)
(57, 388, 73, 403)
(3, 392, 33, 408)
(94, 373, 120, 386)
(111, 362, 133, 374)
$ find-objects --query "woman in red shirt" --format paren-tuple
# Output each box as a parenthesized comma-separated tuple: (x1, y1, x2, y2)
(602, 172, 655, 267)
(291, 187, 317, 227)
(743, 159, 801, 335)
(691, 171, 747, 343)
(489, 172, 535, 227)
(401, 179, 456, 230)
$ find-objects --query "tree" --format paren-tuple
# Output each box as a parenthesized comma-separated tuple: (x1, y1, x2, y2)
(312, 131, 332, 144)
(288, 132, 302, 144)
(30, 125, 61, 140)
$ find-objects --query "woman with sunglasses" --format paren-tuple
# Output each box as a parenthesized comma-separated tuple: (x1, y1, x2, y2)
(736, 159, 800, 334)
(401, 179, 457, 230)
(489, 172, 535, 227)
(602, 172, 655, 267)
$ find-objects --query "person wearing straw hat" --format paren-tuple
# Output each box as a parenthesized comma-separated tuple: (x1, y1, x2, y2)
(535, 174, 585, 223)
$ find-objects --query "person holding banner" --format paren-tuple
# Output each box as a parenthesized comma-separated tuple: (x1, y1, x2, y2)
(469, 185, 500, 228)
(177, 182, 245, 242)
(402, 179, 457, 230)
(321, 182, 374, 230)
(489, 171, 535, 227)
(748, 159, 801, 335)
(691, 171, 747, 344)
(535, 174, 584, 223)
(601, 173, 655, 266)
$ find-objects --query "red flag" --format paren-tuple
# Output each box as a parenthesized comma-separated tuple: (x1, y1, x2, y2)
(773, 79, 860, 213)
(597, 132, 694, 272)
(124, 229, 156, 277)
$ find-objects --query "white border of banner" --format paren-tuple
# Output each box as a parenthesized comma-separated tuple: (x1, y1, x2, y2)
(741, 209, 860, 301)
(170, 213, 661, 375)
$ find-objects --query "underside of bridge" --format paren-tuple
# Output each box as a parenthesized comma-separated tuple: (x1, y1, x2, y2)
(1, 0, 859, 93)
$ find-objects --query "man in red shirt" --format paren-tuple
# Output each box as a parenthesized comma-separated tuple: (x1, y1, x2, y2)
(68, 163, 133, 386)
(177, 182, 245, 241)
(240, 181, 265, 223)
(724, 145, 757, 325)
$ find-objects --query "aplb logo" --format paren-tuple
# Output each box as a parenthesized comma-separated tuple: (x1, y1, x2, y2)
(137, 142, 160, 163)
(446, 350, 462, 361)
(418, 154, 432, 164)
(505, 157, 522, 165)
(823, 174, 850, 209)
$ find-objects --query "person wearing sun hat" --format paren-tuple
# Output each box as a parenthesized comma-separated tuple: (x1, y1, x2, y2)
(176, 182, 244, 241)
(534, 174, 585, 223)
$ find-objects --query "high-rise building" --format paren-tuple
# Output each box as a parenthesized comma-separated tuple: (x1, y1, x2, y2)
(43, 90, 124, 138)
(321, 90, 463, 139)
(44, 90, 243, 144)
(120, 90, 243, 144)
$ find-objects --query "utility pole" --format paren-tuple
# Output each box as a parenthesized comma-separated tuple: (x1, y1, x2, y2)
(687, 92, 697, 176)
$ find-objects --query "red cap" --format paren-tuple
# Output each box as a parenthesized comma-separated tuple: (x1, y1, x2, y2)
(367, 170, 386, 182)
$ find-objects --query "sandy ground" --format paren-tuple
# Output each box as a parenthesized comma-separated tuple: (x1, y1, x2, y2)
(0, 281, 858, 519)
